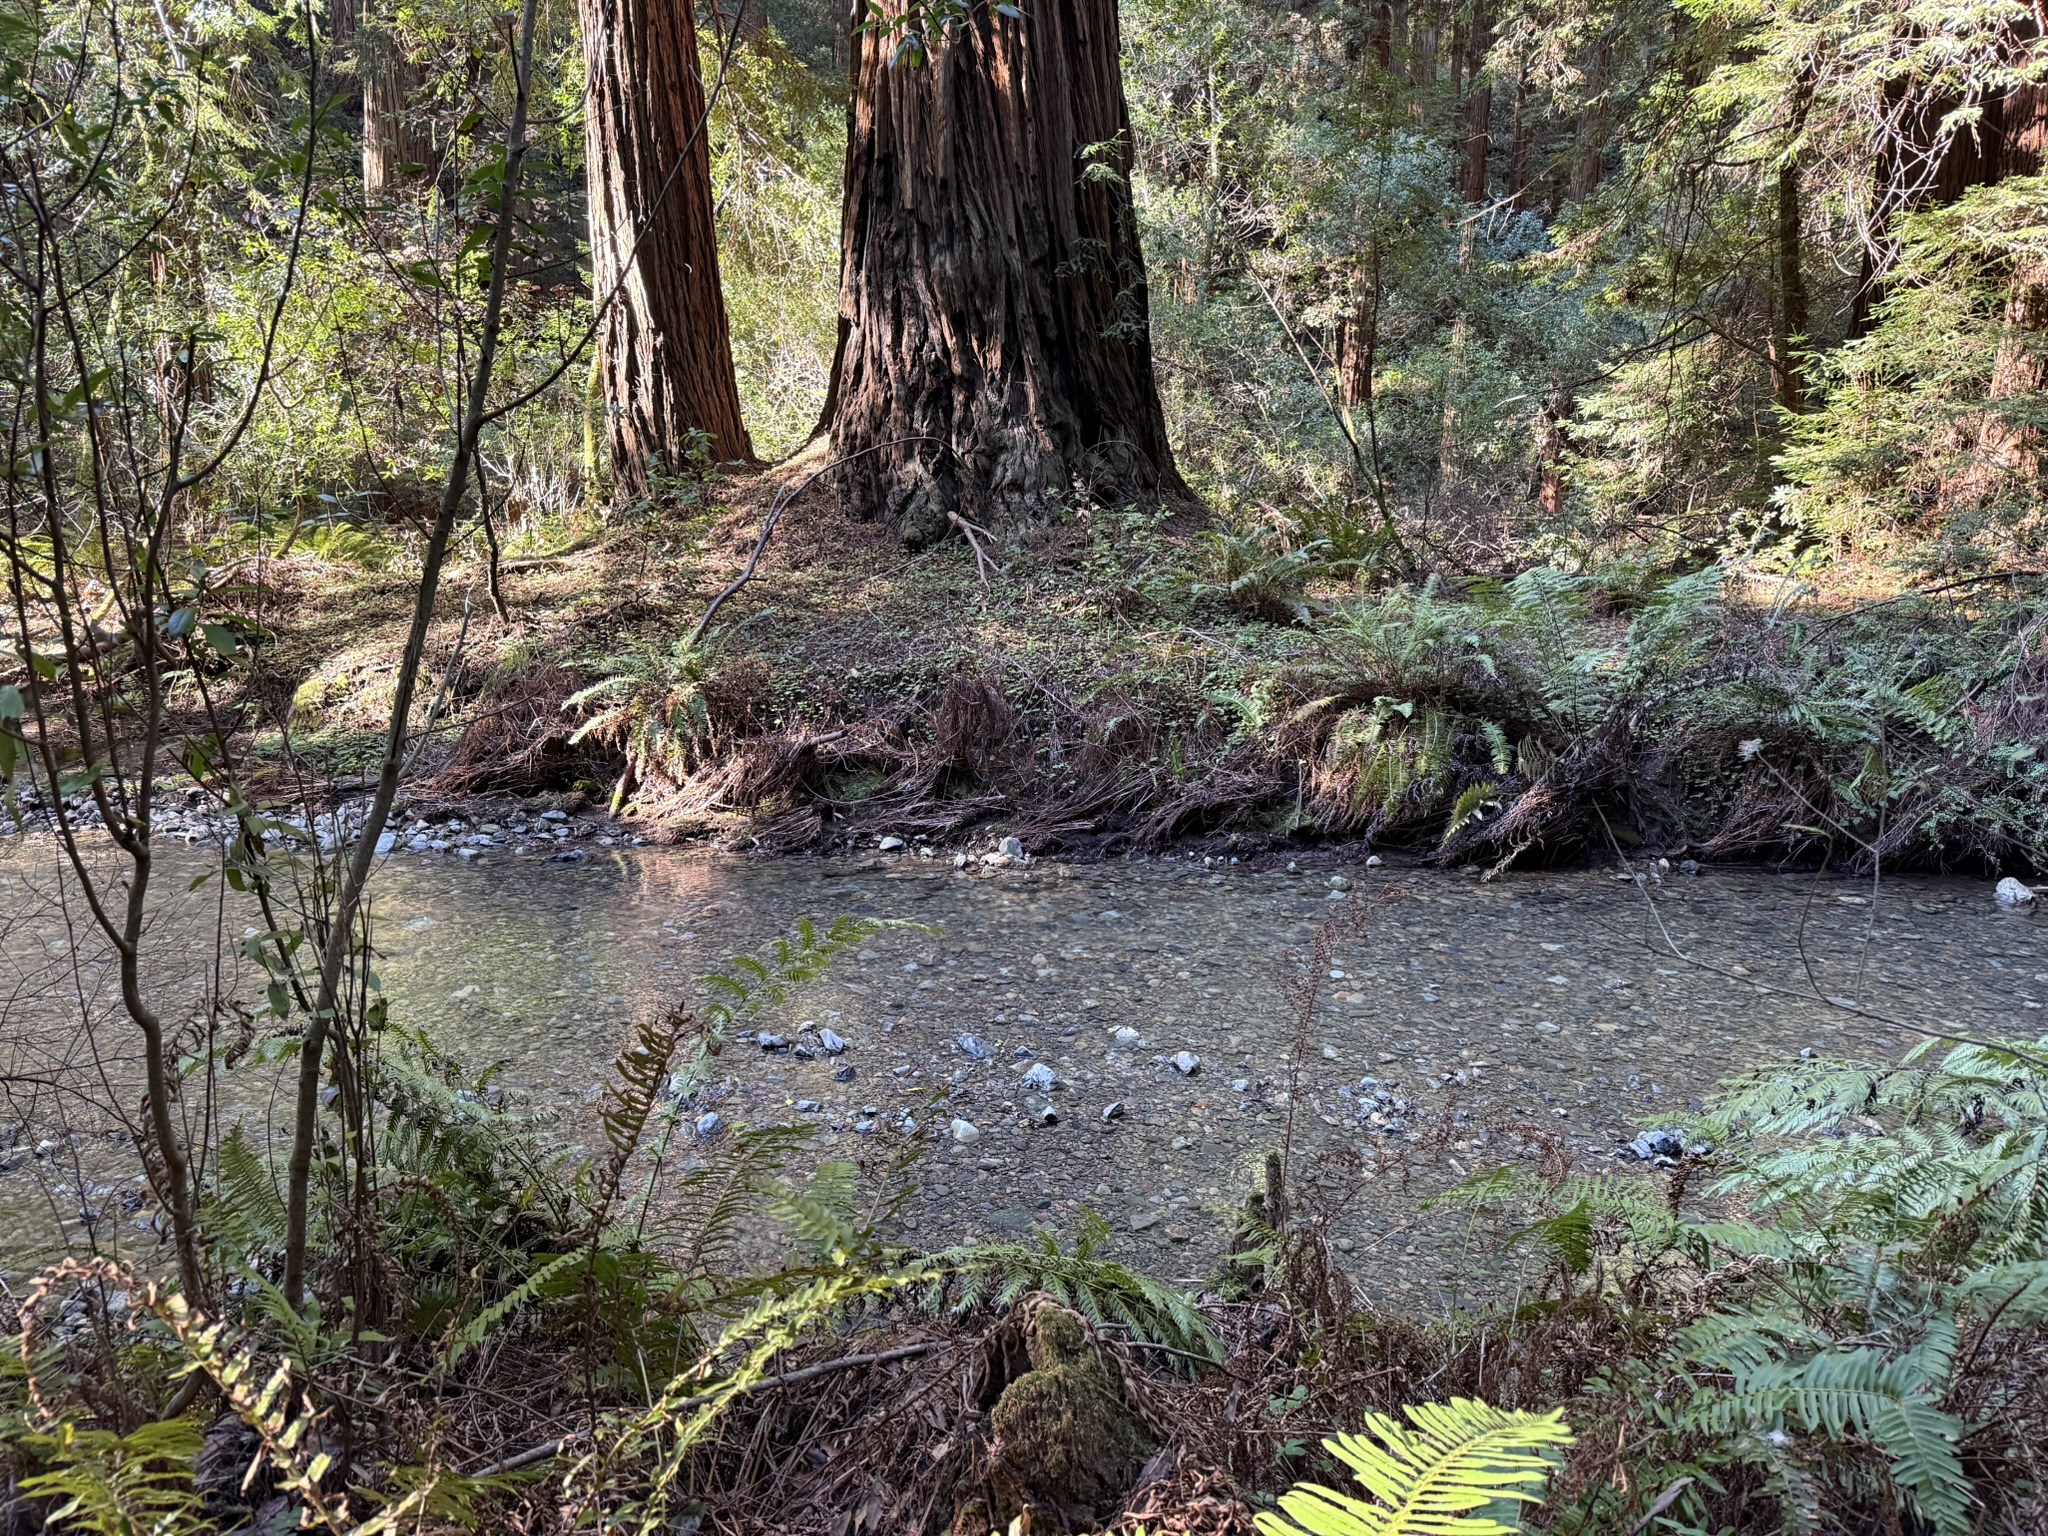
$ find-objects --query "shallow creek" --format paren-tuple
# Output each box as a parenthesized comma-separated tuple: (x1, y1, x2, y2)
(4, 843, 2044, 1299)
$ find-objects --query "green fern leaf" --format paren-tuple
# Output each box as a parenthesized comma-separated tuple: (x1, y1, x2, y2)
(1255, 1398, 1574, 1536)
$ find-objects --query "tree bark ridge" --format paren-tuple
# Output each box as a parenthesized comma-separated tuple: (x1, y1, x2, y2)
(827, 0, 1190, 545)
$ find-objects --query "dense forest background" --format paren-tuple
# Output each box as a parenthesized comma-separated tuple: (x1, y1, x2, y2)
(149, 0, 2048, 575)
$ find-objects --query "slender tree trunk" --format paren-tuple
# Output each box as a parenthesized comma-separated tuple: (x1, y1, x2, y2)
(581, 0, 754, 496)
(1768, 68, 1814, 414)
(827, 0, 1191, 545)
(1771, 160, 1808, 414)
(1507, 64, 1532, 209)
(1368, 0, 1392, 72)
(284, 0, 540, 1307)
(1537, 369, 1567, 519)
(1459, 1, 1492, 205)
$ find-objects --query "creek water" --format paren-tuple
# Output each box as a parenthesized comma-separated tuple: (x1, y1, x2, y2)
(4, 840, 2044, 1301)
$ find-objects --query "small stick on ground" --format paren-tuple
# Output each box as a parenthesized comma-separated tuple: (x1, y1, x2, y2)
(689, 436, 944, 647)
(947, 509, 1000, 587)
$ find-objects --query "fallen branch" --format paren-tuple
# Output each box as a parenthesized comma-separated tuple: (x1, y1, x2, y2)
(947, 509, 1000, 587)
(688, 436, 945, 648)
(447, 529, 625, 577)
(464, 1340, 940, 1479)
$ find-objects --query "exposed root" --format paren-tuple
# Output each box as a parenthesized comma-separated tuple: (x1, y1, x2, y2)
(426, 664, 594, 795)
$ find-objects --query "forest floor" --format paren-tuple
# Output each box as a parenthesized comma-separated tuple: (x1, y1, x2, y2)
(243, 448, 1332, 851)
(224, 446, 2048, 876)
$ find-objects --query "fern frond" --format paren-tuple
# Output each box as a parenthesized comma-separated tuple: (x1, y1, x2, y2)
(204, 1125, 289, 1262)
(923, 1236, 1221, 1364)
(1254, 1398, 1574, 1536)
(772, 1161, 863, 1261)
(439, 1249, 587, 1374)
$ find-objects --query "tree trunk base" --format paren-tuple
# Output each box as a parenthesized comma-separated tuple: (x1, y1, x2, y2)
(828, 0, 1193, 547)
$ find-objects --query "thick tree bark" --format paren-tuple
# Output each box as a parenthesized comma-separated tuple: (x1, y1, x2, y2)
(827, 0, 1191, 545)
(581, 0, 754, 495)
(1338, 279, 1377, 411)
(1459, 2, 1492, 204)
(1368, 0, 1393, 72)
(1976, 80, 2048, 482)
(1852, 26, 2035, 335)
(1412, 11, 1437, 115)
(1569, 37, 1610, 203)
(360, 11, 437, 198)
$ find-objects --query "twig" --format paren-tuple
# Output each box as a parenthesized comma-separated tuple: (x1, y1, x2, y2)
(463, 1341, 939, 1478)
(400, 589, 474, 781)
(687, 436, 944, 647)
(449, 530, 625, 576)
(946, 509, 1000, 587)
(1595, 816, 2048, 1072)
(1104, 1335, 1220, 1367)
(473, 451, 512, 624)
(1803, 569, 2046, 637)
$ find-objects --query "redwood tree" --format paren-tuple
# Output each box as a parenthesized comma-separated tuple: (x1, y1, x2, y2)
(581, 0, 753, 494)
(827, 0, 1191, 546)
(1458, 1, 1492, 205)
(361, 34, 437, 196)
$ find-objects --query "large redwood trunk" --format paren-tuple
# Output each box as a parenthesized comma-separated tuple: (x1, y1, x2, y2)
(827, 0, 1191, 546)
(1458, 1, 1492, 205)
(582, 0, 753, 494)
(1974, 80, 2048, 484)
(359, 3, 438, 198)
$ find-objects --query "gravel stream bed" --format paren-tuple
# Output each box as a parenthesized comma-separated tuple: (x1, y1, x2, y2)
(5, 837, 2044, 1299)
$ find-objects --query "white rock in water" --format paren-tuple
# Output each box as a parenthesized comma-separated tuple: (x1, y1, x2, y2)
(1111, 1025, 1143, 1047)
(374, 831, 396, 855)
(1995, 876, 2037, 912)
(818, 1027, 849, 1054)
(694, 1111, 723, 1139)
(1171, 1051, 1201, 1076)
(1000, 836, 1024, 859)
(877, 836, 905, 851)
(1366, 854, 1384, 868)
(950, 1117, 981, 1143)
(1020, 1062, 1057, 1093)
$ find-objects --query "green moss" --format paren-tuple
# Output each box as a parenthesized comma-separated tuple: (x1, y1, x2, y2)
(982, 1308, 1156, 1532)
